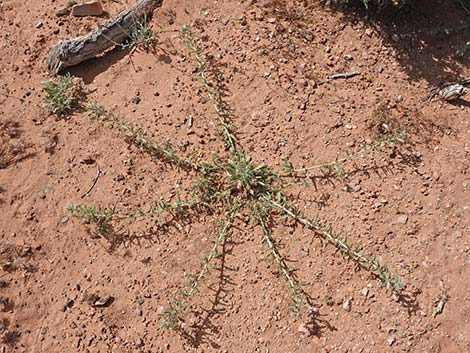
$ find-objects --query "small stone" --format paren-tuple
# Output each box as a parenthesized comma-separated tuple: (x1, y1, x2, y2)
(344, 54, 353, 61)
(61, 298, 74, 312)
(365, 28, 373, 37)
(35, 21, 43, 29)
(342, 298, 352, 312)
(92, 295, 113, 307)
(303, 30, 314, 42)
(284, 111, 292, 122)
(71, 1, 104, 17)
(56, 8, 70, 16)
(361, 287, 369, 296)
(397, 215, 408, 224)
(387, 337, 396, 346)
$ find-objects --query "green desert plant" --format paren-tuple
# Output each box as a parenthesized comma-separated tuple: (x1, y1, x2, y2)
(70, 24, 409, 332)
(126, 15, 159, 52)
(43, 74, 81, 114)
(66, 205, 115, 238)
(66, 0, 76, 8)
(182, 24, 237, 152)
(160, 213, 235, 328)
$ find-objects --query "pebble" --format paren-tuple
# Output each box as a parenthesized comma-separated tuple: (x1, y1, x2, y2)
(342, 298, 352, 312)
(285, 111, 292, 122)
(93, 295, 112, 307)
(56, 8, 70, 17)
(397, 215, 408, 224)
(62, 298, 74, 312)
(71, 1, 104, 17)
(303, 30, 313, 42)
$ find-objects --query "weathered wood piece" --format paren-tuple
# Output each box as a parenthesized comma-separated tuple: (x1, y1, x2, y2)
(331, 71, 361, 80)
(47, 0, 163, 74)
(439, 84, 468, 101)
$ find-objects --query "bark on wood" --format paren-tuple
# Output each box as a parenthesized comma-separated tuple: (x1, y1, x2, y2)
(47, 0, 163, 74)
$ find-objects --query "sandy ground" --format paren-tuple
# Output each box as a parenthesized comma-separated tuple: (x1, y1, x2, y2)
(0, 0, 469, 352)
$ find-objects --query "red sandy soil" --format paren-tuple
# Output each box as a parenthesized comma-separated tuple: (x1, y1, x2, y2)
(1, 0, 469, 352)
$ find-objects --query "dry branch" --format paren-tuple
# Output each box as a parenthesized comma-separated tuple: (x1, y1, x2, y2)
(47, 0, 163, 74)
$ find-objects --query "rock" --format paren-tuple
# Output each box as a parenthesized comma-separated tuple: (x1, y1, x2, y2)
(61, 298, 74, 312)
(397, 215, 408, 224)
(303, 30, 314, 42)
(56, 8, 70, 17)
(342, 298, 352, 312)
(387, 337, 396, 346)
(285, 111, 292, 122)
(92, 295, 113, 307)
(361, 287, 369, 296)
(71, 2, 104, 17)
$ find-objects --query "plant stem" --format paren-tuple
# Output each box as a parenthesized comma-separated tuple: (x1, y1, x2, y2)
(267, 198, 403, 292)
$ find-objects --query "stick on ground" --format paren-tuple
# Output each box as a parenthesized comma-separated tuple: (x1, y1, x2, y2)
(331, 71, 361, 80)
(47, 0, 163, 74)
(81, 164, 101, 198)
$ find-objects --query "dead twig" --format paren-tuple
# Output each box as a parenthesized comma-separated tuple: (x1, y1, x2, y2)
(81, 164, 101, 198)
(331, 71, 361, 80)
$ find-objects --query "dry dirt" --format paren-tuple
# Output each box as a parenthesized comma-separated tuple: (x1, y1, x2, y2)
(1, 0, 470, 352)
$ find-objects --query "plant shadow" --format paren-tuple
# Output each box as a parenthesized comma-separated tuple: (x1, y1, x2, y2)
(327, 0, 470, 86)
(0, 187, 5, 205)
(0, 121, 35, 170)
(178, 236, 237, 349)
(267, 0, 470, 88)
